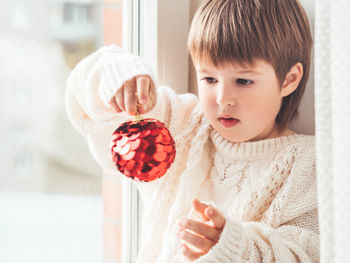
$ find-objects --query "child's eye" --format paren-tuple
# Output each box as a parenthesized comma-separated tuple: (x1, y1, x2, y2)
(201, 77, 217, 84)
(237, 79, 254, 86)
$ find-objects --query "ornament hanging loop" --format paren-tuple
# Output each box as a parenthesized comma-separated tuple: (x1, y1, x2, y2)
(134, 92, 144, 122)
(134, 112, 144, 122)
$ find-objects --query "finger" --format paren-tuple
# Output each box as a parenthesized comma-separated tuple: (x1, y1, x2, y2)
(204, 206, 226, 229)
(177, 227, 215, 253)
(109, 97, 122, 112)
(178, 218, 222, 243)
(123, 78, 137, 115)
(180, 243, 205, 262)
(136, 76, 150, 114)
(139, 78, 156, 114)
(136, 75, 150, 105)
(192, 199, 210, 222)
(115, 87, 126, 112)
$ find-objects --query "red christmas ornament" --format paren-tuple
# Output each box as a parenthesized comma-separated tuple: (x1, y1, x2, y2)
(111, 118, 176, 182)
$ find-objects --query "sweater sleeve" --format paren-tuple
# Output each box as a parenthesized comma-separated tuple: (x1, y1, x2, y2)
(65, 44, 199, 179)
(192, 216, 318, 263)
(192, 146, 319, 263)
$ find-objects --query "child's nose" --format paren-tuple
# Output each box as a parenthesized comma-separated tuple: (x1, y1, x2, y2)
(216, 85, 236, 106)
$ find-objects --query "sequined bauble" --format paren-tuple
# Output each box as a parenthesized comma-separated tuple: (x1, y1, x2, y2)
(111, 118, 176, 182)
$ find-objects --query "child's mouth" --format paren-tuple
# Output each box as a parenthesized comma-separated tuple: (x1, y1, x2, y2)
(218, 117, 239, 128)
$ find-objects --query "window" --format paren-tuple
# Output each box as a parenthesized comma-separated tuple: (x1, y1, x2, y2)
(118, 1, 190, 262)
(0, 1, 103, 262)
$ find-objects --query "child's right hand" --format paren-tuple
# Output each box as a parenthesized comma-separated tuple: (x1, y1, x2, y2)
(109, 75, 156, 115)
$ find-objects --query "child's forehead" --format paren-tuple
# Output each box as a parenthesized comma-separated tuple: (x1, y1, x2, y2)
(194, 58, 271, 73)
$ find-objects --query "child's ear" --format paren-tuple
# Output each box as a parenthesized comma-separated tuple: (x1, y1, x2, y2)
(280, 62, 303, 97)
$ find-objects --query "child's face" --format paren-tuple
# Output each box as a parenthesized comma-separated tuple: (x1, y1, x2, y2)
(196, 59, 284, 142)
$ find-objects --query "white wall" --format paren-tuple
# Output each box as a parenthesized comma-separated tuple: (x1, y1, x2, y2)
(289, 0, 315, 135)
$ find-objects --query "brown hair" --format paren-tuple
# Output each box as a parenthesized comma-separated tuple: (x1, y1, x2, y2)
(188, 0, 313, 132)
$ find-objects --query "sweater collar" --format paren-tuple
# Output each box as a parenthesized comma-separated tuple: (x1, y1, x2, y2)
(210, 129, 312, 159)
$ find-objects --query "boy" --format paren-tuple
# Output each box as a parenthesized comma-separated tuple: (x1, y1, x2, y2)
(66, 0, 318, 262)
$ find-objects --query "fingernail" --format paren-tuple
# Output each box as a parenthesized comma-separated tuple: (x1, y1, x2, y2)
(176, 228, 182, 237)
(178, 218, 185, 226)
(208, 208, 214, 216)
(140, 98, 147, 104)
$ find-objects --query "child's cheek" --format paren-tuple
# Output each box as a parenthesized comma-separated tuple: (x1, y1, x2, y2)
(240, 98, 262, 120)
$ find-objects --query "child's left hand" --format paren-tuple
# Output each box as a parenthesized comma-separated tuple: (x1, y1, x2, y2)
(176, 199, 226, 261)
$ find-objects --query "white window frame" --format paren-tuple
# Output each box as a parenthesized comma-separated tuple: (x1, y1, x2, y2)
(121, 2, 140, 263)
(121, 1, 189, 262)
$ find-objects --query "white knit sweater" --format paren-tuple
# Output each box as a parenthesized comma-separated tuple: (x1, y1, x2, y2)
(65, 45, 319, 263)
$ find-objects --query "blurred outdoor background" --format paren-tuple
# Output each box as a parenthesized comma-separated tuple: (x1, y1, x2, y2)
(0, 0, 108, 262)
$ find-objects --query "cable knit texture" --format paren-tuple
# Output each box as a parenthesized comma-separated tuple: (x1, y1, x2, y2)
(65, 45, 319, 263)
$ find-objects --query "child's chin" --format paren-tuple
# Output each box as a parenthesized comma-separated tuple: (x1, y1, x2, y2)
(216, 130, 244, 143)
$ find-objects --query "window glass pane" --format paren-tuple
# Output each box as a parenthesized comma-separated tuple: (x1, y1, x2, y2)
(103, 0, 123, 47)
(0, 0, 103, 262)
(102, 0, 124, 262)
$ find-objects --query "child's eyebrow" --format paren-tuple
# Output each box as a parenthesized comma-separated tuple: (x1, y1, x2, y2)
(196, 68, 262, 75)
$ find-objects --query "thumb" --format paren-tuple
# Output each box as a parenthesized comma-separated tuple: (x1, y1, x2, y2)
(204, 206, 225, 229)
